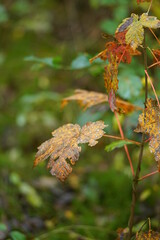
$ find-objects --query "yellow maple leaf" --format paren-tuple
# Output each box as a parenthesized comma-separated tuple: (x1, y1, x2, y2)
(135, 99, 160, 169)
(136, 231, 160, 240)
(140, 13, 160, 29)
(116, 13, 160, 50)
(34, 121, 107, 181)
(126, 21, 144, 50)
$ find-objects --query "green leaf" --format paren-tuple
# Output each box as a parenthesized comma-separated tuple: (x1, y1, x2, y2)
(118, 72, 142, 100)
(0, 223, 7, 231)
(24, 55, 62, 69)
(71, 55, 90, 69)
(0, 5, 9, 23)
(10, 231, 26, 240)
(105, 140, 133, 152)
(100, 19, 118, 34)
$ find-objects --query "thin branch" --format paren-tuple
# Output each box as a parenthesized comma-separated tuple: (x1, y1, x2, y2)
(145, 137, 151, 143)
(139, 170, 159, 181)
(114, 111, 135, 176)
(145, 70, 160, 109)
(147, 47, 159, 62)
(104, 134, 141, 145)
(148, 61, 160, 69)
(147, 0, 153, 14)
(149, 28, 160, 45)
(118, 47, 127, 65)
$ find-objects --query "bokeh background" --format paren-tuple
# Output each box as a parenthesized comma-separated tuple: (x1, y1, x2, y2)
(0, 0, 160, 239)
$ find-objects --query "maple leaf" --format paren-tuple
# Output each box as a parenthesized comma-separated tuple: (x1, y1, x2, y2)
(136, 231, 160, 239)
(104, 56, 119, 111)
(116, 13, 160, 50)
(34, 121, 107, 181)
(62, 89, 142, 114)
(152, 49, 160, 66)
(62, 89, 108, 110)
(90, 36, 141, 65)
(135, 99, 160, 169)
(140, 13, 160, 29)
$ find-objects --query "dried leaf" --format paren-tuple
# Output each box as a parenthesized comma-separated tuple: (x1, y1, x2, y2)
(135, 99, 160, 169)
(152, 49, 160, 66)
(104, 56, 119, 111)
(136, 231, 160, 239)
(34, 121, 107, 181)
(90, 33, 141, 65)
(62, 89, 108, 110)
(62, 89, 142, 114)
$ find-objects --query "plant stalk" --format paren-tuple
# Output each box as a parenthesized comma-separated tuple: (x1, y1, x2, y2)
(127, 31, 148, 240)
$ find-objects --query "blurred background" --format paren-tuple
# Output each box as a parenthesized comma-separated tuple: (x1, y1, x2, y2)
(0, 0, 160, 239)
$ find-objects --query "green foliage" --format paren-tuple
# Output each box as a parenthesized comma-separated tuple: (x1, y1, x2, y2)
(24, 56, 62, 69)
(0, 4, 8, 23)
(105, 140, 134, 152)
(10, 231, 26, 240)
(118, 71, 143, 100)
(70, 55, 91, 69)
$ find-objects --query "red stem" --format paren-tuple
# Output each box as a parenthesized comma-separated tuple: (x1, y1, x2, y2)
(145, 70, 160, 109)
(114, 111, 135, 176)
(139, 170, 159, 181)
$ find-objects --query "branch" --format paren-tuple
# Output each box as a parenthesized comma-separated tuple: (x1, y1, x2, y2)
(127, 30, 148, 240)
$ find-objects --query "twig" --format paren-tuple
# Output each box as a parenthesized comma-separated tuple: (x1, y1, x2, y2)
(147, 0, 153, 15)
(145, 70, 160, 109)
(149, 28, 160, 45)
(139, 170, 159, 181)
(147, 47, 159, 62)
(104, 134, 141, 145)
(114, 111, 135, 176)
(148, 61, 160, 69)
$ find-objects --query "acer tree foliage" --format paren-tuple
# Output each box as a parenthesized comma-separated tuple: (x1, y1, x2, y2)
(34, 0, 160, 239)
(34, 121, 107, 181)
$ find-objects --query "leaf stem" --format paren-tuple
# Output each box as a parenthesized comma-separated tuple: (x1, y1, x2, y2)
(149, 28, 160, 45)
(145, 70, 160, 109)
(127, 30, 148, 240)
(147, 0, 153, 15)
(148, 61, 160, 68)
(138, 170, 159, 181)
(104, 134, 141, 145)
(114, 111, 135, 176)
